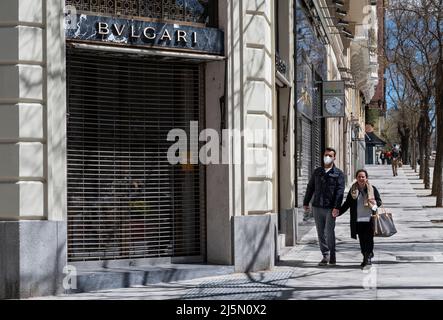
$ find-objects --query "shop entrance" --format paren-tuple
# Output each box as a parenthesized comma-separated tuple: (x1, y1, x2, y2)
(66, 48, 205, 263)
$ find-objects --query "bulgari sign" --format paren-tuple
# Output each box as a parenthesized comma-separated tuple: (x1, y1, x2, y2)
(65, 14, 224, 55)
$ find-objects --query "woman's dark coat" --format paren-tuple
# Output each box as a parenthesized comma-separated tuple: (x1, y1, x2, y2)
(339, 185, 382, 239)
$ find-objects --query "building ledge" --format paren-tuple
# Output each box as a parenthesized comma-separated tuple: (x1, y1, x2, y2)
(276, 70, 291, 88)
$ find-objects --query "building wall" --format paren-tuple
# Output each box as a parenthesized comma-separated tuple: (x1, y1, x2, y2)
(0, 0, 67, 299)
(369, 0, 385, 110)
(242, 0, 275, 215)
(326, 44, 345, 174)
(0, 0, 278, 268)
(219, 0, 276, 216)
(206, 0, 278, 269)
(0, 0, 67, 221)
(277, 0, 295, 211)
(205, 1, 232, 266)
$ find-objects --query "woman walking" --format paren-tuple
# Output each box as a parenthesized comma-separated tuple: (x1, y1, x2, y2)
(333, 169, 382, 268)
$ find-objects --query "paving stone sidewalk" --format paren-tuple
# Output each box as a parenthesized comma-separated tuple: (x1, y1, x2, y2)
(32, 165, 443, 300)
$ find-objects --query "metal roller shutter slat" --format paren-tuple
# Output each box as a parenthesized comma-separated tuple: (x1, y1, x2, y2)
(67, 48, 205, 262)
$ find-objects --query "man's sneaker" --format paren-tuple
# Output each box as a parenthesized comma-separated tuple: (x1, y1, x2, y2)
(328, 258, 336, 266)
(318, 257, 329, 266)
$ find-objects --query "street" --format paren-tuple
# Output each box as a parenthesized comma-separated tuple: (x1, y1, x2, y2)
(32, 164, 443, 300)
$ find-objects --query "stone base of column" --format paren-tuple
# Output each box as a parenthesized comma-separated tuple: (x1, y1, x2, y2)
(280, 208, 298, 247)
(232, 214, 277, 273)
(0, 221, 67, 299)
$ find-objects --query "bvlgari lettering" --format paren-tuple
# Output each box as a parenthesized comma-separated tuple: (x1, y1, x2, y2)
(96, 22, 198, 44)
(177, 30, 187, 43)
(131, 25, 140, 38)
(143, 27, 156, 39)
(114, 24, 125, 36)
(97, 22, 109, 35)
(160, 29, 172, 41)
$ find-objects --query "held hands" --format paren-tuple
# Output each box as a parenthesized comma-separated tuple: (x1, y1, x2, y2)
(332, 208, 340, 218)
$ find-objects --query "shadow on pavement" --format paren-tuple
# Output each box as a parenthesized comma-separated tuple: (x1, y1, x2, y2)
(277, 260, 361, 270)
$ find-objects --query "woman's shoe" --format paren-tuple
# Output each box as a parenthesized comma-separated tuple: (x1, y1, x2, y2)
(360, 254, 369, 269)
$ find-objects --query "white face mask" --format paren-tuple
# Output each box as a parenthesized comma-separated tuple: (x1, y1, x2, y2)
(324, 156, 334, 165)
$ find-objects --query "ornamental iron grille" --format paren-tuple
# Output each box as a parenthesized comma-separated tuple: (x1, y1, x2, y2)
(65, 0, 217, 26)
(275, 52, 288, 77)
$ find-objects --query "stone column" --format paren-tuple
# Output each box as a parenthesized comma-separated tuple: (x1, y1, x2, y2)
(0, 0, 67, 299)
(276, 0, 297, 246)
(208, 0, 277, 271)
(206, 0, 279, 269)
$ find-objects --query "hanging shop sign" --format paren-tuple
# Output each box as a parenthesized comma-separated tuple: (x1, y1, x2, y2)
(65, 15, 224, 55)
(322, 80, 345, 117)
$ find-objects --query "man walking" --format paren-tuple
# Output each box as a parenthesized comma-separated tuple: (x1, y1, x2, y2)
(391, 144, 401, 176)
(303, 147, 345, 266)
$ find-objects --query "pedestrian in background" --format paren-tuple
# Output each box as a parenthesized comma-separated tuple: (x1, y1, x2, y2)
(380, 151, 386, 165)
(391, 145, 401, 176)
(385, 150, 392, 165)
(304, 147, 345, 266)
(335, 169, 382, 269)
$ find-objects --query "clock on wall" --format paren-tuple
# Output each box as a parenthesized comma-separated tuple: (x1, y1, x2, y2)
(324, 96, 344, 116)
(322, 80, 345, 118)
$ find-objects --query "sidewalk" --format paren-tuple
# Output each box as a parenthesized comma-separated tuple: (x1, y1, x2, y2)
(32, 165, 443, 300)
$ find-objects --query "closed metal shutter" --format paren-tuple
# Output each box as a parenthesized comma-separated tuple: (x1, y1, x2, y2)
(297, 116, 312, 205)
(312, 87, 322, 170)
(66, 48, 205, 262)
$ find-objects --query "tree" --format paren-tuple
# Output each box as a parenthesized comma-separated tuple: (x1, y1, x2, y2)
(386, 0, 441, 192)
(365, 108, 380, 127)
(385, 65, 420, 165)
(429, 0, 443, 206)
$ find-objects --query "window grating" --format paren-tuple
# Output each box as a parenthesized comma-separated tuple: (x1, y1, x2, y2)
(66, 48, 205, 262)
(65, 0, 217, 26)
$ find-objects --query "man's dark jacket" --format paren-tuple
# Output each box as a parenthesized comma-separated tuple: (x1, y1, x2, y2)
(339, 186, 382, 239)
(303, 165, 345, 210)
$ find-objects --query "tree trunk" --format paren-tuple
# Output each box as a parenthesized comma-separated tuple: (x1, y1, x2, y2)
(423, 113, 431, 189)
(424, 127, 431, 189)
(400, 125, 410, 165)
(412, 133, 417, 172)
(436, 60, 443, 206)
(418, 119, 425, 179)
(432, 131, 442, 197)
(435, 145, 442, 205)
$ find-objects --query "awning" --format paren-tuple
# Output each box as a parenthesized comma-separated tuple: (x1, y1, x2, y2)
(365, 132, 386, 146)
